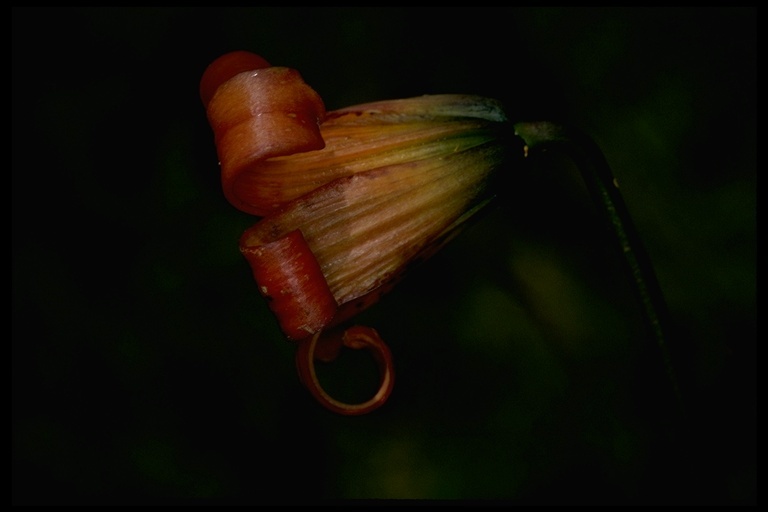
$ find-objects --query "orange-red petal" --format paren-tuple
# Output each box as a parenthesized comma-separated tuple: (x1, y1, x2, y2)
(199, 50, 271, 108)
(240, 229, 336, 340)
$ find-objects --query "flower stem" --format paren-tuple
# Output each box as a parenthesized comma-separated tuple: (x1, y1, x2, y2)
(513, 121, 685, 418)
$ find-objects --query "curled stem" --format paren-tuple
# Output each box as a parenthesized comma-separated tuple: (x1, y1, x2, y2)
(295, 326, 395, 415)
(513, 121, 685, 417)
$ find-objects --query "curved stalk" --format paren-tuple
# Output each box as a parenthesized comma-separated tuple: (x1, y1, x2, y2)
(513, 121, 685, 417)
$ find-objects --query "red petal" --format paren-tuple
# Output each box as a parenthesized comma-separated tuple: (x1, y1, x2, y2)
(199, 50, 271, 108)
(240, 229, 336, 340)
(204, 66, 326, 216)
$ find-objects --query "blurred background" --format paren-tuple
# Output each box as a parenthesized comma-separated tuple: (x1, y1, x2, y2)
(13, 7, 755, 504)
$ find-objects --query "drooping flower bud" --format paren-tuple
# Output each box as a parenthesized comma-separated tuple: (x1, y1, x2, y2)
(201, 51, 518, 414)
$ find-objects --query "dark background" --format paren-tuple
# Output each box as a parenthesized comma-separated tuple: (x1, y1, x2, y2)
(13, 7, 756, 504)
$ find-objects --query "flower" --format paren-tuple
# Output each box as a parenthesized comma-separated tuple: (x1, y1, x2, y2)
(200, 51, 516, 414)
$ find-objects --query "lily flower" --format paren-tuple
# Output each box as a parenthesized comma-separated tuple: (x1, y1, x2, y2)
(200, 51, 517, 415)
